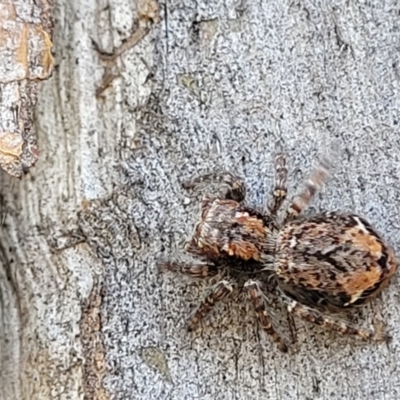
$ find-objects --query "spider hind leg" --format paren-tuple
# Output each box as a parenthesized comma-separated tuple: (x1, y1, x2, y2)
(245, 279, 288, 352)
(287, 299, 389, 342)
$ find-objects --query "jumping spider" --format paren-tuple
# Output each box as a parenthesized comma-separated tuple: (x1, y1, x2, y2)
(159, 149, 398, 352)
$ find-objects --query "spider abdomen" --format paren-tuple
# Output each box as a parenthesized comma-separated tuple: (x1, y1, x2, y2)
(275, 212, 398, 311)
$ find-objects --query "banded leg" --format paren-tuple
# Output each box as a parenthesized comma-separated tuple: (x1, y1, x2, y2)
(245, 280, 288, 352)
(189, 280, 234, 331)
(157, 260, 218, 279)
(284, 149, 337, 223)
(268, 152, 288, 216)
(287, 299, 389, 342)
(183, 172, 246, 202)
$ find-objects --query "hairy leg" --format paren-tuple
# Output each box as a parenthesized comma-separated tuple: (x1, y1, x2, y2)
(183, 172, 246, 202)
(286, 299, 389, 342)
(245, 280, 288, 352)
(189, 280, 234, 331)
(284, 149, 336, 223)
(158, 260, 218, 279)
(268, 152, 288, 216)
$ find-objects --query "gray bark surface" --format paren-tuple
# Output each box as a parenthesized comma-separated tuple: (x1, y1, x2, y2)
(1, 0, 400, 399)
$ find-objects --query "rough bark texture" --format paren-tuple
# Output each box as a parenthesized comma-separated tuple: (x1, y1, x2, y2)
(0, 0, 54, 177)
(1, 0, 400, 399)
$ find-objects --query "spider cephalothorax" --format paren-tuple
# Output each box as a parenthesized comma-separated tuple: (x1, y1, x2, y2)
(159, 150, 398, 352)
(185, 198, 277, 264)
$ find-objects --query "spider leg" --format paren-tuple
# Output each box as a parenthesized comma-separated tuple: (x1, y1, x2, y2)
(268, 152, 288, 216)
(244, 280, 288, 352)
(286, 298, 389, 342)
(183, 172, 246, 202)
(157, 260, 218, 279)
(188, 280, 234, 330)
(283, 149, 336, 223)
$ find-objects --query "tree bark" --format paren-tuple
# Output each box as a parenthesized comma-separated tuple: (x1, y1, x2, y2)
(1, 0, 400, 399)
(0, 0, 54, 177)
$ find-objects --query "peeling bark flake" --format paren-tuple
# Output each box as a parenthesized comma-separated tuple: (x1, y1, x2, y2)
(0, 0, 54, 178)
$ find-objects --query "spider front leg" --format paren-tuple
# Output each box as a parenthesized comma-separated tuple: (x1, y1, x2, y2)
(189, 280, 234, 331)
(158, 260, 219, 279)
(283, 149, 336, 223)
(268, 152, 288, 216)
(244, 280, 288, 352)
(183, 172, 246, 202)
(286, 299, 389, 342)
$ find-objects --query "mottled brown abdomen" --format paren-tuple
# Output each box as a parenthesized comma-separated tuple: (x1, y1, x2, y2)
(274, 212, 398, 311)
